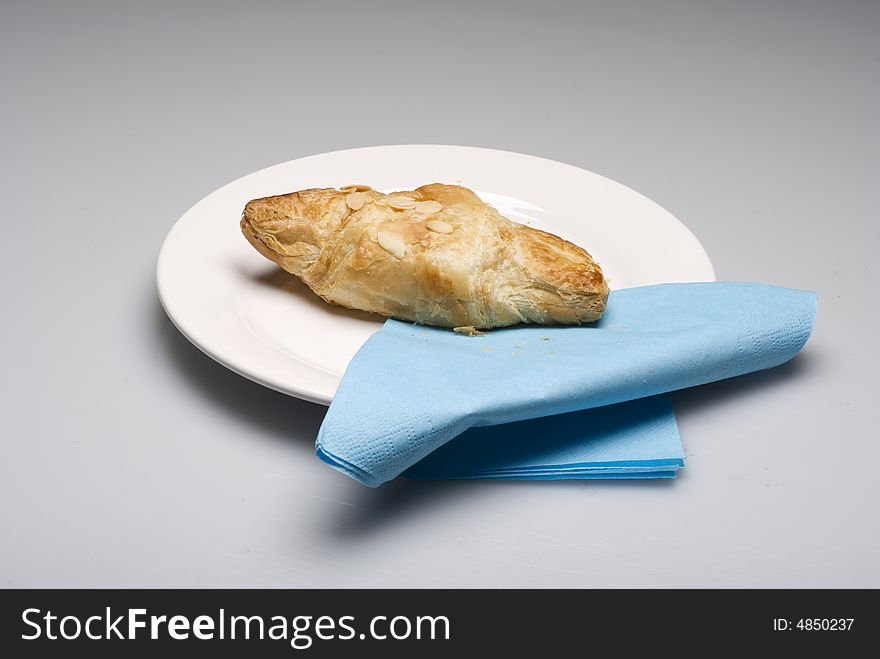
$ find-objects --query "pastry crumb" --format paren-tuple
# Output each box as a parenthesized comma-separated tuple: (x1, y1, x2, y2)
(453, 326, 486, 337)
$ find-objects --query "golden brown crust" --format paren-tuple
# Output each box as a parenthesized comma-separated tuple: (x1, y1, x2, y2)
(240, 183, 609, 328)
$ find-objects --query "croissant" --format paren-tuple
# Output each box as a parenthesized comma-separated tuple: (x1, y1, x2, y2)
(240, 183, 609, 329)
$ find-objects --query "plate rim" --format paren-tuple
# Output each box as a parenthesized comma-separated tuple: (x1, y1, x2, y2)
(157, 144, 716, 406)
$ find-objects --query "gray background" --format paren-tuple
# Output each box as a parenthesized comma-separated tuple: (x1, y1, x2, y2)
(2, 0, 877, 587)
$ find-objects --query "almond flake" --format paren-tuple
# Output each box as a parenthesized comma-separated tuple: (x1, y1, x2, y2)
(425, 219, 454, 234)
(388, 196, 417, 210)
(339, 184, 373, 192)
(345, 192, 367, 210)
(377, 231, 406, 259)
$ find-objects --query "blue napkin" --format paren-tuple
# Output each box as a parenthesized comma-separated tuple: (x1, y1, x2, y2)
(316, 283, 817, 487)
(405, 394, 684, 480)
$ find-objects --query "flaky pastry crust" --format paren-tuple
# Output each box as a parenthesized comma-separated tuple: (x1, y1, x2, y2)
(240, 183, 609, 329)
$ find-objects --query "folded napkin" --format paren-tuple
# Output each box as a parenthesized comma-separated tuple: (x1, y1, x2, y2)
(404, 394, 684, 480)
(316, 283, 817, 487)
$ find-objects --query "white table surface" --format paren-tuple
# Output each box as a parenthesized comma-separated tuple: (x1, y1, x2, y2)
(2, 0, 877, 587)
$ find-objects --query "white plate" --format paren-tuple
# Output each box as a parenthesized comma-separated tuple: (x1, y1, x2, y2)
(157, 145, 715, 405)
